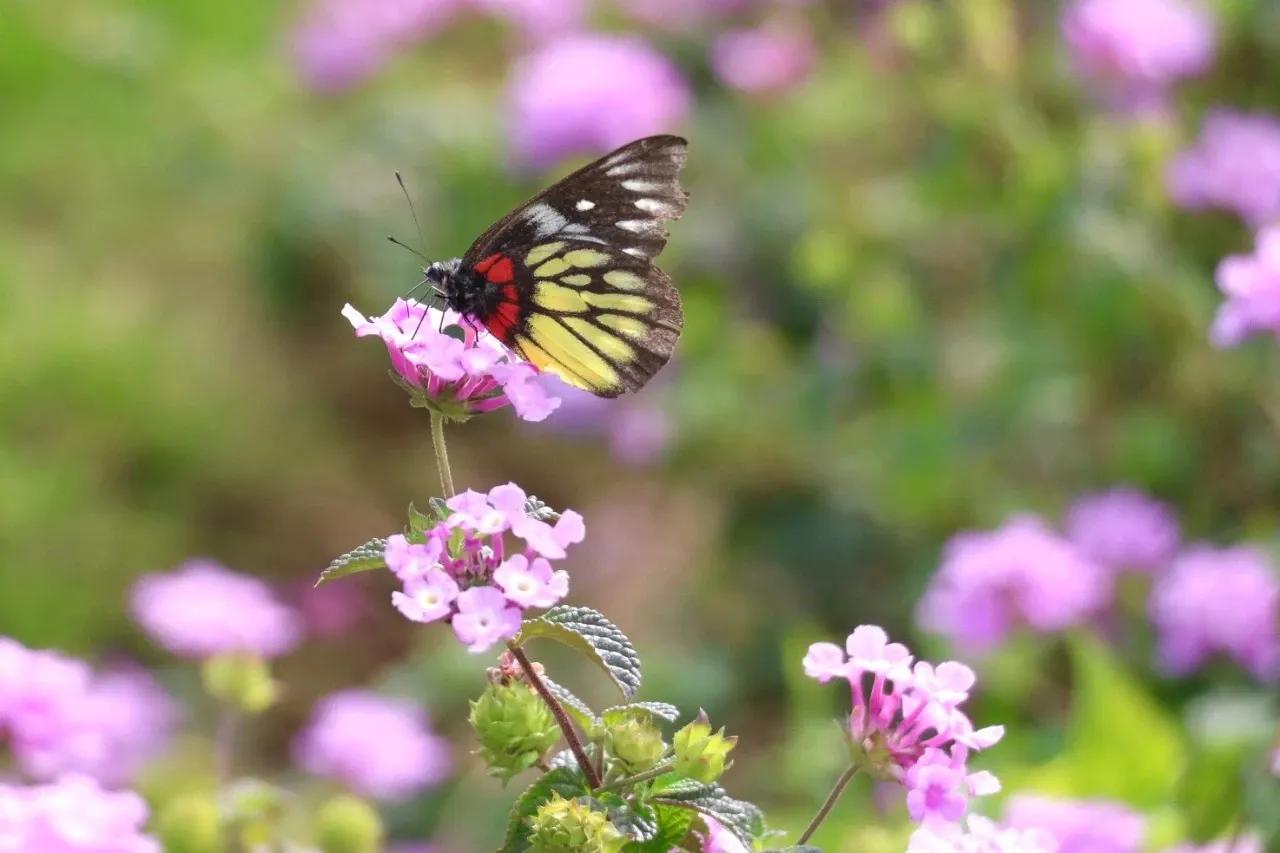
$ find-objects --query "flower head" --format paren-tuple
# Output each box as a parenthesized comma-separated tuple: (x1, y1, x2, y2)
(908, 815, 1059, 853)
(131, 560, 301, 659)
(1208, 226, 1280, 348)
(803, 626, 1003, 827)
(0, 640, 176, 786)
(508, 34, 690, 169)
(293, 690, 452, 800)
(918, 517, 1111, 654)
(384, 484, 580, 652)
(1065, 488, 1180, 574)
(292, 0, 463, 91)
(0, 774, 160, 853)
(1148, 544, 1279, 680)
(700, 815, 750, 853)
(711, 22, 816, 95)
(1062, 0, 1214, 111)
(472, 0, 586, 40)
(343, 299, 559, 422)
(1004, 796, 1144, 853)
(1169, 110, 1280, 227)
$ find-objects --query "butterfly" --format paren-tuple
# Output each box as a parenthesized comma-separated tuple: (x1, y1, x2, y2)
(422, 136, 688, 398)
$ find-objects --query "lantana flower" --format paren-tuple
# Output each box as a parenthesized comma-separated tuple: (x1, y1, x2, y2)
(1207, 225, 1280, 348)
(803, 626, 1004, 829)
(386, 483, 582, 652)
(917, 517, 1111, 654)
(0, 774, 160, 853)
(908, 814, 1059, 853)
(1003, 795, 1145, 853)
(1168, 110, 1280, 227)
(1065, 487, 1180, 574)
(293, 689, 452, 801)
(343, 299, 559, 422)
(131, 560, 301, 660)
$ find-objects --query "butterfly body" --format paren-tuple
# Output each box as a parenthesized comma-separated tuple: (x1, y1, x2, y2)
(425, 136, 689, 398)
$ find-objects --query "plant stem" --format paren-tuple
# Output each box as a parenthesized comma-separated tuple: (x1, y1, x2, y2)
(507, 643, 602, 789)
(429, 411, 455, 498)
(796, 765, 858, 845)
(596, 761, 675, 793)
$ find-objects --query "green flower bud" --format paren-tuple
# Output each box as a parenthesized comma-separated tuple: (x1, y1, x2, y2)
(155, 794, 223, 853)
(672, 711, 736, 785)
(201, 653, 279, 714)
(605, 714, 666, 774)
(527, 796, 626, 853)
(469, 682, 561, 782)
(316, 794, 385, 853)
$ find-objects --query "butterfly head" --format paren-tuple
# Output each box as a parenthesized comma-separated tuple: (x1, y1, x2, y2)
(423, 258, 472, 311)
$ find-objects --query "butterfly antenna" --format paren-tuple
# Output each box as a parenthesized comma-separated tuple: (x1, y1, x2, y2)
(395, 172, 429, 256)
(387, 235, 429, 261)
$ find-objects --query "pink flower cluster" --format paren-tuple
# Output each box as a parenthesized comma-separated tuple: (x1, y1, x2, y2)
(1062, 0, 1214, 112)
(293, 689, 452, 801)
(0, 638, 176, 787)
(0, 775, 158, 853)
(1207, 225, 1280, 348)
(1065, 488, 1180, 573)
(1004, 796, 1144, 853)
(1169, 110, 1280, 228)
(711, 22, 816, 95)
(344, 299, 559, 423)
(1149, 545, 1279, 681)
(386, 483, 583, 652)
(131, 559, 302, 660)
(803, 626, 1003, 828)
(917, 516, 1113, 654)
(908, 815, 1059, 853)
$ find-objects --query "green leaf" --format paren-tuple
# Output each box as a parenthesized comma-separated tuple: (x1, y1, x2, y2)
(407, 502, 433, 536)
(1011, 633, 1184, 807)
(624, 805, 695, 852)
(501, 768, 589, 852)
(518, 606, 642, 699)
(602, 702, 680, 726)
(1178, 742, 1251, 841)
(316, 537, 387, 587)
(542, 676, 599, 731)
(650, 781, 763, 848)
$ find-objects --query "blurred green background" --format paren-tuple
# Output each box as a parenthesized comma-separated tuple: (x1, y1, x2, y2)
(4, 0, 1279, 849)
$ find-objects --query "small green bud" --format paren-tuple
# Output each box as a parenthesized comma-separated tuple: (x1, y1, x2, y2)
(155, 794, 223, 853)
(316, 794, 385, 853)
(605, 714, 666, 774)
(201, 653, 279, 713)
(527, 795, 626, 853)
(469, 682, 561, 782)
(672, 711, 736, 785)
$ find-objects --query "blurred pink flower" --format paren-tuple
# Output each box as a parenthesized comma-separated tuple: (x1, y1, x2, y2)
(383, 484, 582, 652)
(343, 299, 560, 422)
(1169, 110, 1280, 227)
(1148, 544, 1280, 680)
(908, 815, 1059, 853)
(1062, 0, 1213, 111)
(131, 559, 301, 659)
(0, 640, 176, 786)
(804, 626, 1003, 827)
(292, 578, 370, 638)
(1004, 796, 1144, 853)
(294, 690, 452, 800)
(472, 0, 586, 40)
(508, 34, 690, 169)
(917, 517, 1112, 654)
(0, 774, 159, 853)
(292, 0, 465, 91)
(537, 373, 672, 466)
(1065, 487, 1180, 574)
(711, 22, 816, 94)
(1209, 226, 1280, 348)
(701, 814, 749, 852)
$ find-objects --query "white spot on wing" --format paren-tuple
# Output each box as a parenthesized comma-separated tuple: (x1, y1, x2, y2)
(576, 199, 595, 211)
(634, 198, 675, 215)
(623, 247, 646, 257)
(617, 220, 651, 233)
(621, 179, 663, 193)
(523, 203, 569, 238)
(607, 162, 642, 177)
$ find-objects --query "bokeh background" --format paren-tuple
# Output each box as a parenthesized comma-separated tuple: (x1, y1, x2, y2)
(3, 0, 1279, 849)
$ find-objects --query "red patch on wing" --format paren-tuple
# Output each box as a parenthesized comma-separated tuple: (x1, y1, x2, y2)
(474, 253, 502, 274)
(485, 257, 515, 284)
(484, 301, 522, 344)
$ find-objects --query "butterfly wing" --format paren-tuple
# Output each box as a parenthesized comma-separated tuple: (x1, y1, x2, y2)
(461, 136, 688, 397)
